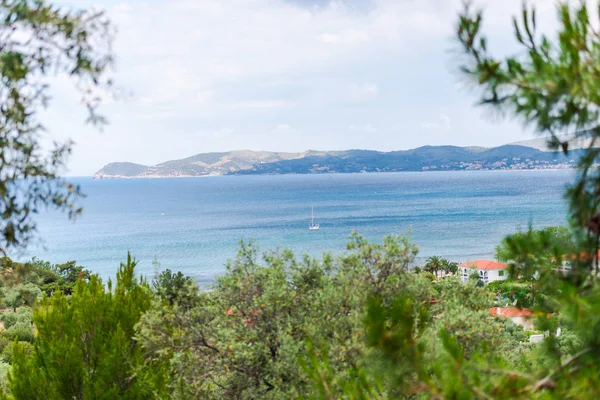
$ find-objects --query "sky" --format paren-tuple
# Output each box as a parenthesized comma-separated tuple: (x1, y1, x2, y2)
(41, 0, 561, 176)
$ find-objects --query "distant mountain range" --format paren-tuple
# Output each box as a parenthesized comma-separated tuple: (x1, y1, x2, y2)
(510, 136, 594, 151)
(93, 144, 584, 179)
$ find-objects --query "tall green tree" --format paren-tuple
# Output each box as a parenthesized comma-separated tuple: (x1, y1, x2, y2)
(152, 268, 198, 311)
(0, 0, 114, 250)
(424, 256, 458, 278)
(456, 0, 600, 246)
(495, 226, 574, 266)
(5, 254, 164, 399)
(424, 256, 443, 278)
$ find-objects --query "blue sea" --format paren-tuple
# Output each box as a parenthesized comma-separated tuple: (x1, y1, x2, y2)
(16, 170, 574, 286)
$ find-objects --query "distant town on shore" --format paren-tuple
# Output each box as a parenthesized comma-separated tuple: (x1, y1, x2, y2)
(94, 138, 587, 179)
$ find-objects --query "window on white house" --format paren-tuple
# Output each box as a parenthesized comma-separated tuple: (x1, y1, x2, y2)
(499, 270, 504, 277)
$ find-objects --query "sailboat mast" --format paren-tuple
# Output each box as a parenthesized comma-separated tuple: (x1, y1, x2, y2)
(311, 206, 314, 225)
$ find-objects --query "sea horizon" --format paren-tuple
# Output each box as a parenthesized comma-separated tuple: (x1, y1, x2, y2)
(66, 167, 579, 179)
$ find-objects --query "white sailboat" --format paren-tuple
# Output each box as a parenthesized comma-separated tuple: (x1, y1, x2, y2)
(309, 206, 320, 231)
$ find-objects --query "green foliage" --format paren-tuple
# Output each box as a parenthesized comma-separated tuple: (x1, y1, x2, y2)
(455, 1, 600, 390)
(35, 260, 92, 296)
(495, 226, 574, 265)
(456, 0, 600, 244)
(13, 0, 600, 397)
(1, 293, 20, 313)
(0, 258, 38, 288)
(1, 342, 31, 364)
(426, 278, 529, 367)
(296, 2, 600, 397)
(6, 253, 164, 399)
(421, 271, 436, 281)
(429, 306, 526, 362)
(285, 2, 600, 396)
(134, 233, 535, 399)
(468, 271, 482, 286)
(2, 323, 33, 344)
(152, 269, 198, 310)
(424, 256, 458, 278)
(0, 257, 92, 309)
(435, 276, 493, 311)
(137, 233, 431, 399)
(488, 280, 532, 308)
(0, 0, 114, 250)
(1, 237, 588, 399)
(0, 362, 9, 395)
(424, 255, 443, 277)
(0, 308, 32, 331)
(445, 259, 459, 275)
(14, 285, 38, 309)
(3, 284, 40, 312)
(457, 2, 600, 141)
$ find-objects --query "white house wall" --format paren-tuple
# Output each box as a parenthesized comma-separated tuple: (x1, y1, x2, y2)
(487, 269, 507, 283)
(459, 267, 507, 284)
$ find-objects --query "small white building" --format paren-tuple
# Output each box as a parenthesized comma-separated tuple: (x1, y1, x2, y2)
(489, 307, 535, 330)
(458, 260, 509, 284)
(490, 308, 560, 342)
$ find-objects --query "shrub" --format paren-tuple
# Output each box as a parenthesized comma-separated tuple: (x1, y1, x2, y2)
(0, 308, 32, 330)
(1, 341, 33, 364)
(421, 272, 436, 281)
(0, 361, 9, 393)
(17, 284, 42, 307)
(152, 269, 198, 310)
(0, 337, 9, 354)
(6, 253, 160, 399)
(2, 322, 34, 343)
(3, 284, 42, 312)
(488, 280, 532, 307)
(0, 313, 17, 330)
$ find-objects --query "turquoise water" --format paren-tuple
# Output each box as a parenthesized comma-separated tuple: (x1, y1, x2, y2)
(17, 170, 573, 285)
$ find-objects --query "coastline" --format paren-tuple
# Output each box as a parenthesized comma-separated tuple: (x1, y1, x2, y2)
(91, 167, 577, 180)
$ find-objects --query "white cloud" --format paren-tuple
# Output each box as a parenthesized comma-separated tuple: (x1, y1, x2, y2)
(318, 29, 369, 45)
(39, 0, 563, 175)
(347, 83, 378, 103)
(235, 100, 289, 109)
(212, 128, 235, 139)
(192, 128, 235, 139)
(440, 115, 451, 128)
(349, 124, 377, 133)
(274, 124, 298, 134)
(421, 114, 451, 130)
(420, 122, 440, 129)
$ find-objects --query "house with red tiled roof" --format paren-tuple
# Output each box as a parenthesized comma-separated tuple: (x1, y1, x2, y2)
(458, 260, 508, 284)
(490, 308, 561, 343)
(489, 307, 534, 330)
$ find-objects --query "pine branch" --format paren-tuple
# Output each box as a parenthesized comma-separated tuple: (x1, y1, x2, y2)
(531, 348, 592, 393)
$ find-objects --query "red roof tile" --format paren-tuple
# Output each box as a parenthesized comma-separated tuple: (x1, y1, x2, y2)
(489, 307, 533, 318)
(566, 250, 600, 262)
(458, 260, 508, 270)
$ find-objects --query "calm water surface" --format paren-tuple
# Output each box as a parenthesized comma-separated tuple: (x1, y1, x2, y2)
(17, 170, 574, 285)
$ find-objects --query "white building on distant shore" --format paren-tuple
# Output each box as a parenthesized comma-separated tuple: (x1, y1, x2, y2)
(458, 260, 509, 284)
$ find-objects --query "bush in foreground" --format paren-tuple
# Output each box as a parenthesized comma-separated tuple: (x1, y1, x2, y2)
(4, 254, 162, 399)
